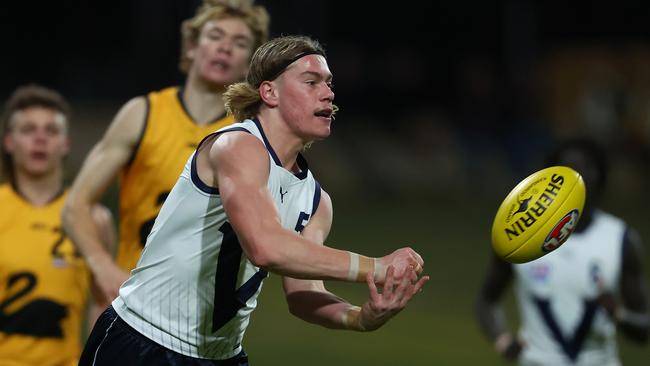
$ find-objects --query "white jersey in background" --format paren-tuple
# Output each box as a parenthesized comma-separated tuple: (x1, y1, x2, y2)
(513, 210, 626, 366)
(113, 118, 321, 359)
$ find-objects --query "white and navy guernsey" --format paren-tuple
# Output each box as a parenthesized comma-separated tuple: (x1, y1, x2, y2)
(113, 118, 321, 360)
(513, 210, 626, 366)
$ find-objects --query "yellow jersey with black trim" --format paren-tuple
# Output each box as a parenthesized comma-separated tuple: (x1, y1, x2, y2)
(0, 184, 90, 366)
(117, 86, 235, 272)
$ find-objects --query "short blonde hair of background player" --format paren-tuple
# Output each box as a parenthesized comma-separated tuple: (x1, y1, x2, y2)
(179, 0, 270, 74)
(0, 84, 70, 183)
(224, 35, 338, 123)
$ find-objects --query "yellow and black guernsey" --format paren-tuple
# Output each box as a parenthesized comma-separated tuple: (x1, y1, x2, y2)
(117, 86, 235, 271)
(0, 184, 89, 366)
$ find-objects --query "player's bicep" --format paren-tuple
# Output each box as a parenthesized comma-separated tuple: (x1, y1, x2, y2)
(70, 97, 147, 201)
(209, 133, 279, 257)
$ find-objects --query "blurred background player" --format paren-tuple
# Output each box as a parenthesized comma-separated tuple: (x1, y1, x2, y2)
(0, 84, 115, 365)
(476, 137, 649, 365)
(62, 0, 270, 304)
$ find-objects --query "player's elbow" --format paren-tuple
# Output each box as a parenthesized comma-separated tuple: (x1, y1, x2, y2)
(246, 249, 271, 268)
(244, 239, 276, 269)
(62, 194, 91, 229)
(244, 235, 287, 270)
(286, 298, 302, 318)
(61, 198, 78, 229)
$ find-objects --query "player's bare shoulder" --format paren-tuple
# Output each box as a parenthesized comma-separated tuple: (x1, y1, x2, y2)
(209, 131, 269, 174)
(103, 96, 148, 147)
(194, 130, 269, 190)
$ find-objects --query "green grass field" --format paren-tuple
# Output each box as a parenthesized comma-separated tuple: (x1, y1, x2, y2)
(242, 193, 650, 365)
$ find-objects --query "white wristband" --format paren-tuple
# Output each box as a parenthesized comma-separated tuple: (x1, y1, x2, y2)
(341, 305, 362, 330)
(347, 253, 359, 281)
(373, 258, 382, 282)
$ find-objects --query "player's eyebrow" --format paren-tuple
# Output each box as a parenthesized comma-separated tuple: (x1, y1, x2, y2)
(300, 70, 333, 82)
(207, 25, 253, 43)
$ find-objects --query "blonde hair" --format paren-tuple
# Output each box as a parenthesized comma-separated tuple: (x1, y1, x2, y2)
(1, 84, 70, 183)
(179, 0, 270, 74)
(224, 35, 334, 122)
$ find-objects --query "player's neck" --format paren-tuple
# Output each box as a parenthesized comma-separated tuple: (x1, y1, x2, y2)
(12, 169, 63, 206)
(182, 77, 227, 125)
(256, 112, 304, 172)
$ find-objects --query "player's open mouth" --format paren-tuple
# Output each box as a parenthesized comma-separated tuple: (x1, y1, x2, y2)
(211, 60, 230, 71)
(30, 151, 48, 160)
(314, 109, 332, 118)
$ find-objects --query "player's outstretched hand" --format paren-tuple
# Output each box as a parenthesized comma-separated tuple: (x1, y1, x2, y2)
(494, 332, 524, 362)
(378, 247, 424, 284)
(358, 265, 429, 331)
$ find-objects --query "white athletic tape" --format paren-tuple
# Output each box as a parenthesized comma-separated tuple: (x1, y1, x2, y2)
(373, 258, 382, 282)
(347, 253, 360, 282)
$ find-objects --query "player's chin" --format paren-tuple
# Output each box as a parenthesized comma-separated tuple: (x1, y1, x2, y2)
(25, 165, 55, 178)
(203, 72, 238, 86)
(313, 120, 332, 139)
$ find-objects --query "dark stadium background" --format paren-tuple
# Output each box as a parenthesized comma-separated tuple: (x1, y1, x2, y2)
(2, 1, 649, 364)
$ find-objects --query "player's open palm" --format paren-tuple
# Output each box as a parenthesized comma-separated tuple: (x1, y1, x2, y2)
(359, 265, 429, 331)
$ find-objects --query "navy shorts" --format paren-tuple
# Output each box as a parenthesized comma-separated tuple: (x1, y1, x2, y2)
(79, 306, 249, 366)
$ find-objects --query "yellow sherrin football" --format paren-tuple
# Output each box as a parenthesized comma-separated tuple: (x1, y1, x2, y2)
(491, 166, 586, 263)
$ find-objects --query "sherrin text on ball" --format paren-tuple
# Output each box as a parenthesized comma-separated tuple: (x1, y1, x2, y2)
(491, 166, 586, 263)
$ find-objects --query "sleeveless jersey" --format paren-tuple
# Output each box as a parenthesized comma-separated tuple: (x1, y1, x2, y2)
(513, 210, 625, 366)
(113, 119, 322, 359)
(0, 184, 90, 366)
(117, 86, 235, 272)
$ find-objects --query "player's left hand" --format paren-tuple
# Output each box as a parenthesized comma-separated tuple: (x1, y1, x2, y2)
(596, 291, 618, 319)
(358, 265, 429, 331)
(594, 276, 618, 320)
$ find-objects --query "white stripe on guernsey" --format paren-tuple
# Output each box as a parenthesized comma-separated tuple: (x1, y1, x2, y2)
(91, 315, 118, 366)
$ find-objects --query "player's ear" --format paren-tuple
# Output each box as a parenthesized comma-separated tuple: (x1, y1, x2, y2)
(3, 134, 14, 153)
(259, 81, 279, 107)
(186, 43, 197, 62)
(185, 32, 199, 64)
(62, 135, 71, 158)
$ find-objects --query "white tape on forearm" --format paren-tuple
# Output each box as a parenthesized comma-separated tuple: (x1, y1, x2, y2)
(347, 252, 359, 281)
(342, 305, 362, 330)
(341, 306, 349, 326)
(373, 258, 382, 282)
